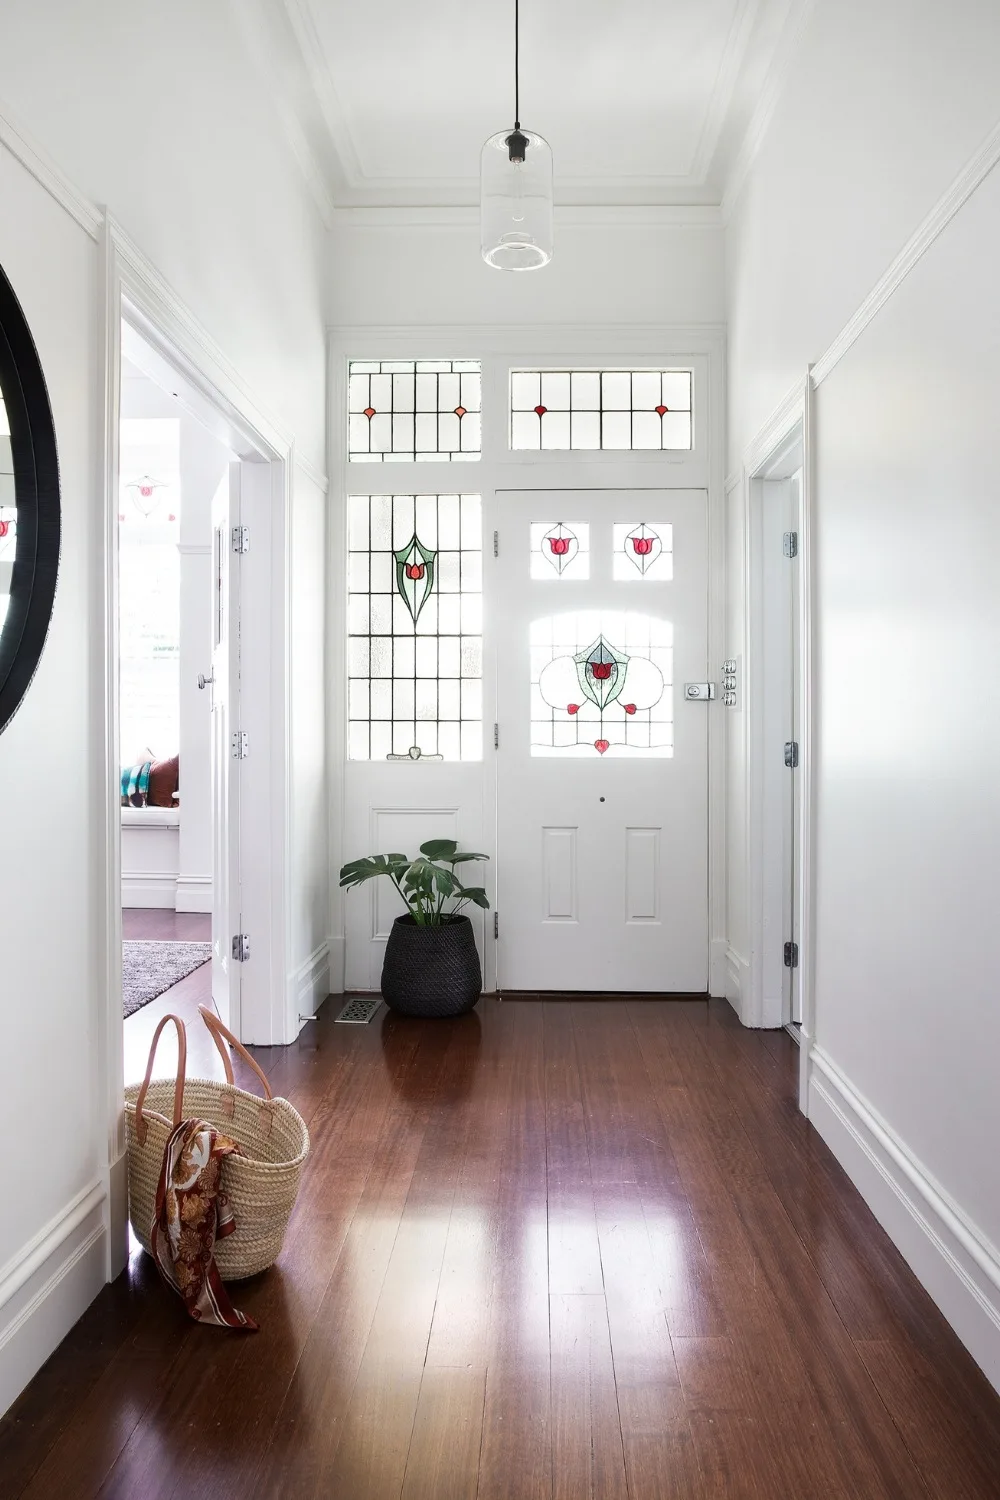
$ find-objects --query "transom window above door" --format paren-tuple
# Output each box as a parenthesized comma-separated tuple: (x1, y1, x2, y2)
(510, 369, 692, 451)
(349, 360, 481, 463)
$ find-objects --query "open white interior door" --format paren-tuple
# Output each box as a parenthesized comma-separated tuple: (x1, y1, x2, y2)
(209, 464, 242, 1031)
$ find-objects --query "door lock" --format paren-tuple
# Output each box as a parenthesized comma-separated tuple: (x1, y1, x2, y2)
(683, 682, 717, 701)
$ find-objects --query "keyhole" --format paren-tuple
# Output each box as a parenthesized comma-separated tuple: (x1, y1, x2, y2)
(599, 796, 606, 803)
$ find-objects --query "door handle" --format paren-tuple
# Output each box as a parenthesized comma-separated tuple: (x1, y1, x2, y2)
(683, 682, 717, 701)
(197, 672, 215, 690)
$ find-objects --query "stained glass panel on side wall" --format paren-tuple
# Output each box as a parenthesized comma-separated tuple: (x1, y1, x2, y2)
(349, 361, 482, 463)
(348, 494, 482, 761)
(510, 369, 692, 452)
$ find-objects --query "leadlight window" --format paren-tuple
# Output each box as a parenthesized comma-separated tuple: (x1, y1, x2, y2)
(510, 369, 692, 451)
(613, 522, 674, 581)
(348, 494, 482, 761)
(349, 360, 482, 463)
(530, 522, 590, 580)
(531, 611, 673, 758)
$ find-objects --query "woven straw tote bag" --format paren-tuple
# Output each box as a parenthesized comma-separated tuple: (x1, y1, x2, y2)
(124, 1007, 309, 1280)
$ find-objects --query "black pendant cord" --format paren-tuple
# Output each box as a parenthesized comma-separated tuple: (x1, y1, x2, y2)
(506, 0, 528, 160)
(514, 0, 520, 129)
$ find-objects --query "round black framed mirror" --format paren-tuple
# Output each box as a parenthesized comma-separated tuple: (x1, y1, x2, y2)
(0, 261, 60, 734)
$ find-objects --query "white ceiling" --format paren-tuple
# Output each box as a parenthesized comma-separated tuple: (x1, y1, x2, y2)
(244, 0, 801, 211)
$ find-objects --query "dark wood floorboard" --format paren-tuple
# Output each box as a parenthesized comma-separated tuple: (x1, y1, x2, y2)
(3, 997, 1000, 1498)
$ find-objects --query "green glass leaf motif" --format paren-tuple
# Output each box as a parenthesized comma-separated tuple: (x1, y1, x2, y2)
(394, 534, 437, 623)
(574, 635, 628, 710)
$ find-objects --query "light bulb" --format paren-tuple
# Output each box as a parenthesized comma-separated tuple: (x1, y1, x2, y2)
(511, 159, 525, 224)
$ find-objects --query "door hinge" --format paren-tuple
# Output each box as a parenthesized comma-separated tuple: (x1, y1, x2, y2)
(783, 531, 798, 558)
(493, 529, 499, 558)
(784, 740, 799, 768)
(494, 911, 499, 940)
(232, 525, 250, 554)
(784, 941, 799, 969)
(231, 730, 249, 759)
(494, 722, 499, 750)
(232, 933, 250, 962)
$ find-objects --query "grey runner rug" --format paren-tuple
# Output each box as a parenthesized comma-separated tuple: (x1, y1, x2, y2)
(123, 940, 212, 1019)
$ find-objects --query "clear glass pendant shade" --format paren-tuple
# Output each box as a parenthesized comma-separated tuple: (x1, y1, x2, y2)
(480, 128, 553, 271)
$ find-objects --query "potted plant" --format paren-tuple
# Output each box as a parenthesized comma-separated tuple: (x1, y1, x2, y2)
(339, 840, 490, 1017)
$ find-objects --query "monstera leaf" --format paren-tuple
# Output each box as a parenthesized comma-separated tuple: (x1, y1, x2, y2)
(339, 841, 490, 925)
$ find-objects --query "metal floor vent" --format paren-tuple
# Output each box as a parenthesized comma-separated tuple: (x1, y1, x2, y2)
(335, 996, 382, 1025)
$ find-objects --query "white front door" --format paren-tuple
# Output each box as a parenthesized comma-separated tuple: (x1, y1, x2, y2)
(494, 490, 709, 992)
(209, 464, 242, 1029)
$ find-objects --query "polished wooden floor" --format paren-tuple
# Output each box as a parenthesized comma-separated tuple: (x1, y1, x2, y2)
(4, 997, 1000, 1498)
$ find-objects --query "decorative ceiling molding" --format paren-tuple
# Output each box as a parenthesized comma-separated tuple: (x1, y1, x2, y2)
(330, 204, 723, 230)
(688, 0, 761, 184)
(267, 0, 792, 210)
(720, 0, 816, 222)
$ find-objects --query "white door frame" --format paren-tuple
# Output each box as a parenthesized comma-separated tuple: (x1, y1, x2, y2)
(737, 378, 816, 1107)
(99, 217, 294, 1278)
(327, 324, 727, 999)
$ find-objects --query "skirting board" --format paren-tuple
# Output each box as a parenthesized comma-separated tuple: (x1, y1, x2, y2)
(725, 945, 750, 1019)
(808, 1046, 1000, 1395)
(295, 941, 333, 1024)
(0, 1183, 108, 1417)
(709, 938, 728, 1000)
(175, 875, 212, 914)
(121, 874, 213, 911)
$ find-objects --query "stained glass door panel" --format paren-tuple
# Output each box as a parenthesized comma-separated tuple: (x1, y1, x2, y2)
(495, 489, 710, 992)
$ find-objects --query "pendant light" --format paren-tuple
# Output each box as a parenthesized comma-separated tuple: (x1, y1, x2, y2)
(480, 0, 553, 270)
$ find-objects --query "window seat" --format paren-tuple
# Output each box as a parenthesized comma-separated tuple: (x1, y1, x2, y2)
(121, 805, 180, 829)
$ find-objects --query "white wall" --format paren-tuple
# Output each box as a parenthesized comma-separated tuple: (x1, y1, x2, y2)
(0, 0, 329, 1415)
(329, 211, 724, 328)
(725, 0, 1000, 1390)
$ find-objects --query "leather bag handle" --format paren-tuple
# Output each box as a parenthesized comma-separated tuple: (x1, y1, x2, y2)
(198, 1006, 273, 1101)
(134, 1013, 187, 1146)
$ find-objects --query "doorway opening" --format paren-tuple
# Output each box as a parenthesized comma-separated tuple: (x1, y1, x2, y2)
(118, 335, 232, 1087)
(745, 418, 809, 1047)
(103, 246, 292, 1276)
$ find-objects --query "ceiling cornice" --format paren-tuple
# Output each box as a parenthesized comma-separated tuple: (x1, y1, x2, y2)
(330, 204, 723, 230)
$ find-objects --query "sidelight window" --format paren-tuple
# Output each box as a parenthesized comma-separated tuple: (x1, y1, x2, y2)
(347, 494, 483, 761)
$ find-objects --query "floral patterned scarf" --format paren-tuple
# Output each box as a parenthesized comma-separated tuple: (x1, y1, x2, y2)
(151, 1118, 258, 1331)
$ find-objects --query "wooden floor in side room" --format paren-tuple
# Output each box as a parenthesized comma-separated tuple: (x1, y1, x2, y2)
(3, 996, 1000, 1499)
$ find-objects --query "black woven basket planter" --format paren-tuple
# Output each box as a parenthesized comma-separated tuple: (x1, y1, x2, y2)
(380, 914, 482, 1018)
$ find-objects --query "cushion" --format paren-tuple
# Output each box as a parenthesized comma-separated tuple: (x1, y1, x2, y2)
(147, 754, 180, 807)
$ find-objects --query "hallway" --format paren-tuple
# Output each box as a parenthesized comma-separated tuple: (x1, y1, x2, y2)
(2, 997, 999, 1498)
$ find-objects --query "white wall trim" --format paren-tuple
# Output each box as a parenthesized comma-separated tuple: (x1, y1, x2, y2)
(810, 117, 1000, 389)
(295, 450, 329, 494)
(724, 944, 750, 1016)
(329, 323, 727, 355)
(331, 204, 723, 230)
(121, 873, 179, 908)
(0, 101, 103, 240)
(0, 1181, 106, 1317)
(175, 873, 213, 913)
(294, 940, 332, 1023)
(809, 1046, 1000, 1393)
(0, 1183, 107, 1418)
